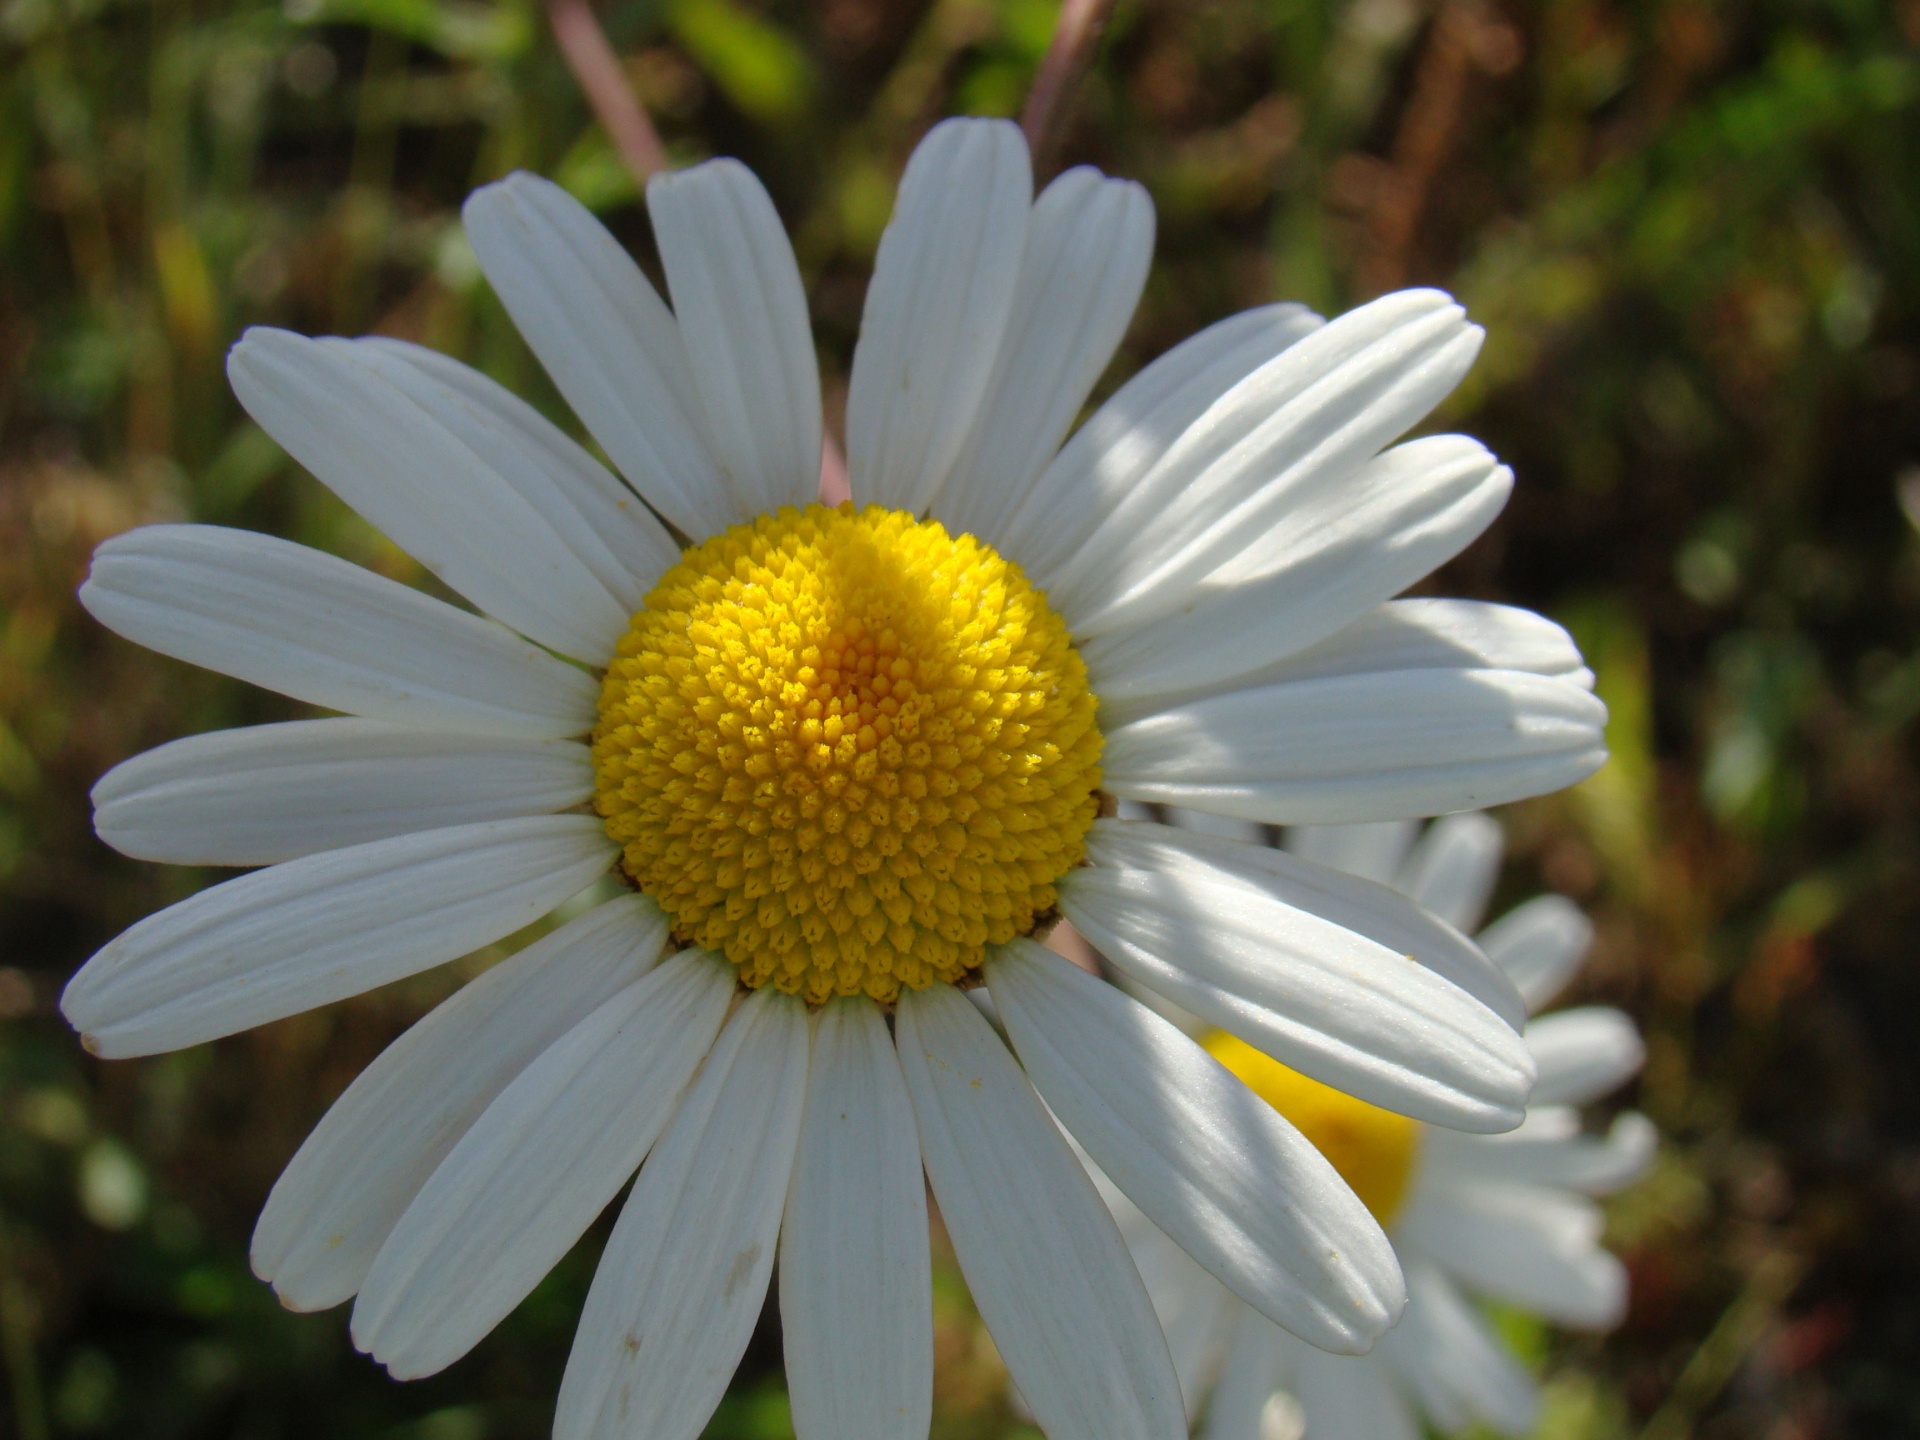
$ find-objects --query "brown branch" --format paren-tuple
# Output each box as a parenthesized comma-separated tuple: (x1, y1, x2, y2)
(547, 0, 670, 183)
(1356, 0, 1521, 296)
(1019, 0, 1114, 170)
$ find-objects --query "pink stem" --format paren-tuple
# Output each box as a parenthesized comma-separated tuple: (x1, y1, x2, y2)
(547, 0, 670, 181)
(1019, 0, 1113, 157)
(539, 0, 887, 505)
(1046, 920, 1101, 976)
(818, 433, 851, 506)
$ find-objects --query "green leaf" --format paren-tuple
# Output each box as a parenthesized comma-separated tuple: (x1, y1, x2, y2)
(555, 125, 643, 212)
(667, 0, 814, 123)
(293, 0, 532, 63)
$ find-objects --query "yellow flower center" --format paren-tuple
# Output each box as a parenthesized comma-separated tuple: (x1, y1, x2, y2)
(1206, 1031, 1422, 1226)
(592, 502, 1102, 1005)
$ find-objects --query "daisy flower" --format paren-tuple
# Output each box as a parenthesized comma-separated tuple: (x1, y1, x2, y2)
(62, 118, 1607, 1440)
(1088, 810, 1653, 1440)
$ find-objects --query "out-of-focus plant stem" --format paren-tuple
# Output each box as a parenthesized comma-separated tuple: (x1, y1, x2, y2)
(1639, 1249, 1805, 1440)
(547, 0, 669, 181)
(0, 1219, 48, 1440)
(544, 0, 854, 501)
(1019, 0, 1113, 171)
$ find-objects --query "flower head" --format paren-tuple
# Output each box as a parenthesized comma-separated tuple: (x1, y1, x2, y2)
(65, 118, 1606, 1440)
(1096, 810, 1652, 1438)
(592, 503, 1102, 1000)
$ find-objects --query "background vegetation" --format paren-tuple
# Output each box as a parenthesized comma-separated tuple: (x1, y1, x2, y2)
(3, 0, 1919, 1435)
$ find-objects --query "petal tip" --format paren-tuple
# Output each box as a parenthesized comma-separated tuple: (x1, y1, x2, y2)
(1467, 1098, 1531, 1135)
(1570, 743, 1611, 782)
(275, 1281, 338, 1315)
(225, 324, 279, 366)
(466, 168, 538, 207)
(74, 570, 105, 617)
(461, 169, 551, 234)
(927, 113, 1025, 146)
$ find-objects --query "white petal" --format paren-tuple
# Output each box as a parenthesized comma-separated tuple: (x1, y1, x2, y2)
(1200, 1309, 1297, 1440)
(80, 525, 597, 740)
(60, 816, 614, 1057)
(894, 983, 1185, 1440)
(1394, 811, 1506, 934)
(1062, 834, 1533, 1132)
(934, 167, 1153, 542)
(1244, 597, 1594, 697)
(845, 117, 1031, 515)
(1573, 1111, 1660, 1194)
(1083, 437, 1511, 712)
(1478, 894, 1594, 1013)
(1424, 1110, 1657, 1196)
(1162, 805, 1269, 847)
(1009, 304, 1324, 592)
(1102, 969, 1214, 1038)
(1283, 821, 1418, 887)
(555, 988, 810, 1440)
(353, 948, 737, 1378)
(1049, 290, 1482, 633)
(1526, 1007, 1646, 1106)
(1397, 1182, 1627, 1328)
(252, 895, 671, 1311)
(1102, 667, 1609, 826)
(228, 329, 661, 662)
(1380, 1261, 1539, 1436)
(1159, 1273, 1240, 1422)
(1138, 594, 1602, 748)
(990, 939, 1401, 1350)
(647, 159, 822, 517)
(354, 338, 678, 612)
(1293, 1344, 1420, 1440)
(92, 719, 591, 865)
(1102, 1190, 1238, 1420)
(462, 171, 733, 539)
(1087, 818, 1527, 1033)
(779, 999, 931, 1440)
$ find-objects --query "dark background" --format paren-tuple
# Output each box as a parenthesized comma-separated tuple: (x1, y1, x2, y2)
(2, 0, 1918, 1436)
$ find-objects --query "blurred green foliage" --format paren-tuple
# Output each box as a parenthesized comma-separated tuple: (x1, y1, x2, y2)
(2, 0, 1920, 1436)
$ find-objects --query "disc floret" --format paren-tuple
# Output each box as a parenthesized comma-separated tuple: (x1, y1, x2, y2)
(593, 503, 1102, 1003)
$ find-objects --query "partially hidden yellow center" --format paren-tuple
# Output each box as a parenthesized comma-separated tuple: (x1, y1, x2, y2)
(1205, 1031, 1422, 1226)
(592, 502, 1103, 1005)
